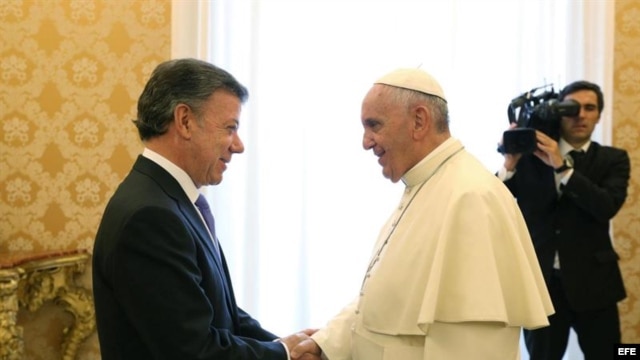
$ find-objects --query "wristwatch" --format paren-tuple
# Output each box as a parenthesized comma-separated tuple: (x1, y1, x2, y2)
(554, 158, 573, 173)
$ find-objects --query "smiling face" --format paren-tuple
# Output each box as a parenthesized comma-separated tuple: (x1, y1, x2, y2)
(188, 90, 245, 187)
(361, 85, 417, 183)
(559, 89, 600, 148)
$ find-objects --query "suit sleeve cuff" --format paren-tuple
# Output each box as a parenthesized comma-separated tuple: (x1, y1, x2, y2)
(275, 338, 290, 360)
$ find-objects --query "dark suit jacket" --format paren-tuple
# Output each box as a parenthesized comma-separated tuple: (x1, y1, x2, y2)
(503, 141, 630, 312)
(93, 156, 286, 359)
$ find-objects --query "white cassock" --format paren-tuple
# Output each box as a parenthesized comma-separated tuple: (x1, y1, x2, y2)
(312, 138, 553, 360)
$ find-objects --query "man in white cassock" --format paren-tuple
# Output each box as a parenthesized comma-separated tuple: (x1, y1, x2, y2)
(290, 68, 554, 360)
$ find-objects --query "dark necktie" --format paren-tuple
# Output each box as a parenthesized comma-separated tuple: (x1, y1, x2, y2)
(195, 194, 221, 257)
(569, 149, 585, 168)
(195, 195, 232, 309)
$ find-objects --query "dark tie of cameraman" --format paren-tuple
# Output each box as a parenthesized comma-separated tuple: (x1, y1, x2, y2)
(569, 149, 585, 168)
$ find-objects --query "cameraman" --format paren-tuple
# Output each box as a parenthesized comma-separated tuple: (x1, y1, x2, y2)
(497, 80, 630, 360)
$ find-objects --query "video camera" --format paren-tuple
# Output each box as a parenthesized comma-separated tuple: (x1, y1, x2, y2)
(498, 84, 580, 154)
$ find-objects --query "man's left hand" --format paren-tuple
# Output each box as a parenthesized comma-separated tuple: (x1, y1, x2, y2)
(533, 130, 563, 169)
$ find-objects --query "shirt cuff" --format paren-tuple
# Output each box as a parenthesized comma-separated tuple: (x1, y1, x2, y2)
(497, 166, 515, 181)
(558, 168, 574, 185)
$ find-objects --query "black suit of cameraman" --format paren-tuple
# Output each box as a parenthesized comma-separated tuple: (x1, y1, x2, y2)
(498, 81, 630, 360)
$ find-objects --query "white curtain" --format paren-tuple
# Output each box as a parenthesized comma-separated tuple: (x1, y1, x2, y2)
(172, 1, 613, 358)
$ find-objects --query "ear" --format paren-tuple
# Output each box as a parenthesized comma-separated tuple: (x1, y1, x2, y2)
(412, 105, 431, 140)
(173, 103, 195, 139)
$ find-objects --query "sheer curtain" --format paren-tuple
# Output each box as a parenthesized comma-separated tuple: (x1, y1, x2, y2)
(173, 1, 613, 358)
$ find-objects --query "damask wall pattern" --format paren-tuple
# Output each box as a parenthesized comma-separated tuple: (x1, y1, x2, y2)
(614, 0, 640, 345)
(0, 0, 171, 358)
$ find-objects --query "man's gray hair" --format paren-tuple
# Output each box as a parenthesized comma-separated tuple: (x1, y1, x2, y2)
(386, 86, 449, 133)
(134, 58, 248, 141)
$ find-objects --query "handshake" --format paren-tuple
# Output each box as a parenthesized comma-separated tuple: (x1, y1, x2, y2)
(279, 329, 322, 360)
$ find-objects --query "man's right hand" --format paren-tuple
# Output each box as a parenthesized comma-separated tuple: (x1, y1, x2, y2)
(279, 329, 322, 360)
(503, 152, 522, 171)
(501, 122, 523, 171)
(290, 337, 322, 360)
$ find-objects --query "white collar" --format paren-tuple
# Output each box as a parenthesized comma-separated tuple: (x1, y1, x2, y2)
(402, 137, 463, 187)
(559, 138, 590, 157)
(142, 148, 201, 203)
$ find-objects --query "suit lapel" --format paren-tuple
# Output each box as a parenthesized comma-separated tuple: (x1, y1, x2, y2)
(132, 156, 236, 313)
(133, 156, 224, 268)
(183, 204, 226, 270)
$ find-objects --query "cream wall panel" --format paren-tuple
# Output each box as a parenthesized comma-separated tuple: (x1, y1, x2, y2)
(614, 0, 640, 344)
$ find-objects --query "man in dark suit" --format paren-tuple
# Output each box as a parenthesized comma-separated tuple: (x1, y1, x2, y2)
(93, 58, 317, 360)
(498, 80, 630, 360)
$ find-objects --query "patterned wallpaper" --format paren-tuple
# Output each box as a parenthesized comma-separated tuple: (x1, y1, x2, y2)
(0, 0, 171, 358)
(0, 0, 638, 359)
(613, 0, 640, 345)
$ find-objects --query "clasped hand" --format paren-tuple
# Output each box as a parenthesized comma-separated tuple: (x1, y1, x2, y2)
(279, 329, 322, 360)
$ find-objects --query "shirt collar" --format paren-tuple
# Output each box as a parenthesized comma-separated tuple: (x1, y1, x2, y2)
(142, 148, 201, 203)
(401, 137, 462, 187)
(559, 138, 590, 157)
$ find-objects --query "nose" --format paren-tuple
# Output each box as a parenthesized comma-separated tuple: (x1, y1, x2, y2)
(362, 131, 374, 150)
(231, 133, 244, 154)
